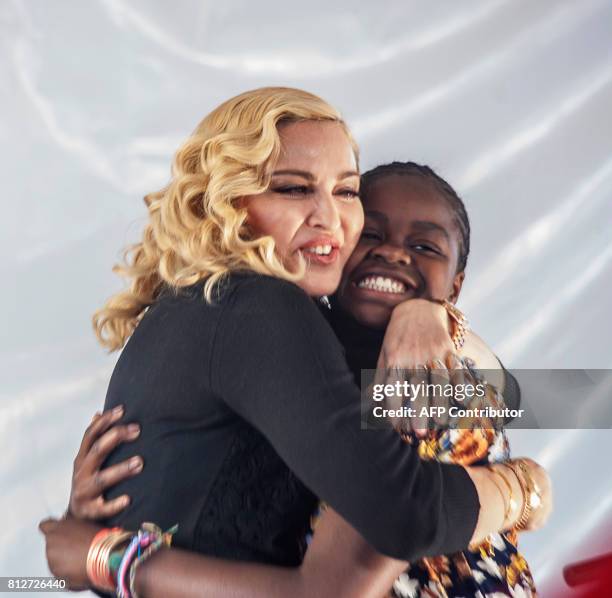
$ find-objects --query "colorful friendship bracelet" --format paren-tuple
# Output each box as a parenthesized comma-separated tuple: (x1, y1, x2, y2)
(116, 523, 178, 598)
(86, 523, 178, 598)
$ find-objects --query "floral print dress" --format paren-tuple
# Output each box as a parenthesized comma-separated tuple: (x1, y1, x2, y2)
(310, 387, 538, 598)
(390, 428, 537, 598)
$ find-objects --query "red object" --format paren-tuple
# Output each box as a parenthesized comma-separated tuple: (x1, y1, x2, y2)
(562, 552, 612, 597)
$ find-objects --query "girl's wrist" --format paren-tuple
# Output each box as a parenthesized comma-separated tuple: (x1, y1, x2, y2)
(85, 523, 177, 597)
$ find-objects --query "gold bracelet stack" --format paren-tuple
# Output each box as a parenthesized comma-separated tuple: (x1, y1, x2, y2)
(486, 465, 518, 527)
(501, 460, 543, 531)
(86, 527, 133, 591)
(436, 300, 470, 350)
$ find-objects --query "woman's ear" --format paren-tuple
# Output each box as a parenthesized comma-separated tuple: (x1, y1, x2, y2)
(447, 271, 465, 304)
(235, 196, 247, 211)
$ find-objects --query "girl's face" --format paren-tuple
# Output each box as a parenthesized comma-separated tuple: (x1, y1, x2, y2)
(245, 120, 363, 297)
(336, 175, 465, 329)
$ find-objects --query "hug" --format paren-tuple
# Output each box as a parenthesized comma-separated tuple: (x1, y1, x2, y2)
(40, 87, 552, 598)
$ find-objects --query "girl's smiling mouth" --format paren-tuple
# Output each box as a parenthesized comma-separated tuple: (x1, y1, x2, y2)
(350, 267, 422, 301)
(355, 275, 406, 295)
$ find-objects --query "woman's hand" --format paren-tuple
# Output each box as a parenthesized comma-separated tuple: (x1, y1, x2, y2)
(378, 299, 456, 369)
(69, 406, 143, 520)
(375, 299, 467, 436)
(38, 517, 101, 590)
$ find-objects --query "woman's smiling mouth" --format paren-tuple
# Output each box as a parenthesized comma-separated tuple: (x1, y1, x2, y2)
(299, 238, 341, 265)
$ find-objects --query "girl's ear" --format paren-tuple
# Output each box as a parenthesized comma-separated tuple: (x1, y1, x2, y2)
(447, 271, 465, 304)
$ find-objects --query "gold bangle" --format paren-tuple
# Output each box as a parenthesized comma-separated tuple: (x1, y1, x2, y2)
(86, 528, 133, 591)
(486, 466, 511, 526)
(502, 461, 539, 531)
(487, 465, 517, 526)
(514, 459, 543, 530)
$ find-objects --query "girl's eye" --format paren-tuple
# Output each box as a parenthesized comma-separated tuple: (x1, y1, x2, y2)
(273, 185, 311, 197)
(412, 243, 440, 254)
(361, 230, 382, 241)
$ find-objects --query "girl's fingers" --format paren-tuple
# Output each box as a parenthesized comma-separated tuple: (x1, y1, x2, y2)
(38, 518, 58, 534)
(81, 423, 140, 473)
(84, 457, 143, 498)
(74, 406, 124, 464)
(86, 495, 131, 520)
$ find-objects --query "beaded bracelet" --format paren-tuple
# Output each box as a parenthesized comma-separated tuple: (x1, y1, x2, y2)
(116, 523, 178, 598)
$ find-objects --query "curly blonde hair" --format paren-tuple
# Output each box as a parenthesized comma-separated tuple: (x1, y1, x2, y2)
(93, 87, 358, 351)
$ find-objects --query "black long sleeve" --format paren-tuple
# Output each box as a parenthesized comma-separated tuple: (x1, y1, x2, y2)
(101, 273, 480, 566)
(211, 274, 479, 560)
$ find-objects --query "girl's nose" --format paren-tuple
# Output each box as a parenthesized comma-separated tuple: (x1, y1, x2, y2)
(371, 244, 411, 266)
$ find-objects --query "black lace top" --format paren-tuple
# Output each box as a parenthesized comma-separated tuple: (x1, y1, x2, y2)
(101, 273, 479, 566)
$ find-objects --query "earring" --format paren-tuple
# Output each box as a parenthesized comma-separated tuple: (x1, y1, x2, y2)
(319, 296, 331, 310)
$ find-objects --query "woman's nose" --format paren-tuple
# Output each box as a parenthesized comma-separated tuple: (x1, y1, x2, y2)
(371, 244, 411, 266)
(306, 192, 341, 232)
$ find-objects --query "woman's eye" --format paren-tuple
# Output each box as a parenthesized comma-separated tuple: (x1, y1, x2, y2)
(336, 189, 360, 202)
(274, 185, 310, 197)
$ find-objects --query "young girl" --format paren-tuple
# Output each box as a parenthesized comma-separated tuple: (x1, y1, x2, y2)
(329, 160, 537, 597)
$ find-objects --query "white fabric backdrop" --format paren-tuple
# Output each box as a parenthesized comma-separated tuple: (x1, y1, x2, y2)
(2, 0, 611, 595)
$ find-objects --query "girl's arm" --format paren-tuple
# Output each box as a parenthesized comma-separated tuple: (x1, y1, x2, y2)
(49, 411, 406, 596)
(40, 508, 406, 597)
(135, 508, 407, 598)
(43, 407, 549, 596)
(41, 456, 546, 597)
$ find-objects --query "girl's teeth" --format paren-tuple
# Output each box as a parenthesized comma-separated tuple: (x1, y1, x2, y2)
(357, 276, 406, 294)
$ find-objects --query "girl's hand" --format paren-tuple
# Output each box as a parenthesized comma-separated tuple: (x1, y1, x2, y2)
(69, 406, 143, 520)
(39, 517, 101, 590)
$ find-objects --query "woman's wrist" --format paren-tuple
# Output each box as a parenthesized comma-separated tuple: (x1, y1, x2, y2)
(431, 299, 469, 351)
(502, 460, 544, 531)
(465, 463, 527, 545)
(489, 463, 525, 529)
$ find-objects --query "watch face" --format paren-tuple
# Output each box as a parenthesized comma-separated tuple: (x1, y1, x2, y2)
(530, 491, 542, 508)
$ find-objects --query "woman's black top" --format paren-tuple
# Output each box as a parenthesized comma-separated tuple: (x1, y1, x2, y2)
(102, 273, 479, 565)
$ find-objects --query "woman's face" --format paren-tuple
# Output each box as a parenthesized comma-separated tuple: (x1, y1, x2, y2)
(245, 120, 363, 297)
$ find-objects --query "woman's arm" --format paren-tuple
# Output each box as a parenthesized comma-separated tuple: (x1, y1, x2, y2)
(44, 391, 549, 596)
(42, 437, 548, 597)
(377, 298, 507, 390)
(210, 276, 549, 558)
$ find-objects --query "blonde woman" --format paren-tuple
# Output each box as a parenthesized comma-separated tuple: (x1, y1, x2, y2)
(40, 88, 550, 597)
